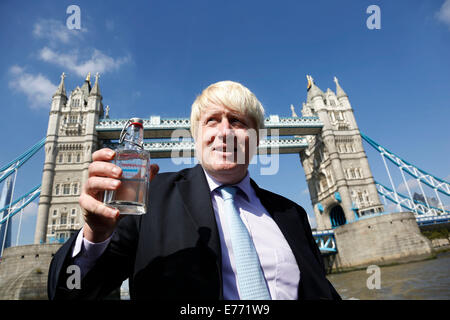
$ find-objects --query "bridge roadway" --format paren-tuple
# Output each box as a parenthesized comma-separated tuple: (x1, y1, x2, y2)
(96, 116, 323, 138)
(97, 116, 322, 158)
(102, 137, 309, 158)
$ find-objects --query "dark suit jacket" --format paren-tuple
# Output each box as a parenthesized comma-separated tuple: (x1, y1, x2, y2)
(48, 164, 341, 300)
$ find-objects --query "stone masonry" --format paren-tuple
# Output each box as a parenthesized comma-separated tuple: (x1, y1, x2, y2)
(0, 244, 62, 299)
(34, 72, 103, 244)
(328, 211, 433, 271)
(299, 76, 384, 230)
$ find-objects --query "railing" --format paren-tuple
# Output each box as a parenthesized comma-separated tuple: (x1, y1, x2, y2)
(97, 116, 323, 130)
(97, 117, 190, 129)
(264, 116, 322, 126)
(312, 229, 337, 253)
(416, 214, 450, 226)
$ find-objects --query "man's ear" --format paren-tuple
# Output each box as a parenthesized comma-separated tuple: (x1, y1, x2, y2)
(193, 127, 203, 163)
(257, 129, 260, 146)
(255, 125, 264, 147)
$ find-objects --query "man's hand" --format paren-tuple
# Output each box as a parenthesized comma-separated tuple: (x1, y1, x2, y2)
(79, 148, 159, 243)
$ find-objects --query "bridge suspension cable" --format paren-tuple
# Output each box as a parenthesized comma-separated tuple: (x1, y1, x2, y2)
(375, 181, 450, 216)
(361, 133, 450, 197)
(0, 138, 45, 253)
(0, 138, 46, 184)
(0, 184, 41, 225)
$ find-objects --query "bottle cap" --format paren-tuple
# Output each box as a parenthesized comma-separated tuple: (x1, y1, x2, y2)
(119, 118, 144, 146)
(130, 117, 143, 128)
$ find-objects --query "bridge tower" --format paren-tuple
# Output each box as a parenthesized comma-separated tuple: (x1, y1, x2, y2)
(299, 76, 384, 230)
(34, 73, 104, 244)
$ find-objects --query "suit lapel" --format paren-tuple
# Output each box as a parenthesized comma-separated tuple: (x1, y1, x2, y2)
(175, 164, 222, 270)
(251, 180, 328, 299)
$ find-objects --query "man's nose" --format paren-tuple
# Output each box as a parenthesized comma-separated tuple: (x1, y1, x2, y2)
(217, 119, 233, 137)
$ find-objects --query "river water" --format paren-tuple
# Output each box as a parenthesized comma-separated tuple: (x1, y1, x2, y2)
(327, 251, 450, 300)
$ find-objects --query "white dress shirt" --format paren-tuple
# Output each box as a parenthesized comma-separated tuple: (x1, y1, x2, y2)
(72, 170, 300, 299)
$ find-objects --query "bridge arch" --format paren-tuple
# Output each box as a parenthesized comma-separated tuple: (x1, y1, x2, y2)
(329, 204, 346, 228)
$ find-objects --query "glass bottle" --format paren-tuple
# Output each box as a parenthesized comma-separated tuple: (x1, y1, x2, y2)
(103, 118, 150, 215)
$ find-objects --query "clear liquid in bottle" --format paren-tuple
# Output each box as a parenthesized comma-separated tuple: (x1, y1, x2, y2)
(103, 118, 150, 215)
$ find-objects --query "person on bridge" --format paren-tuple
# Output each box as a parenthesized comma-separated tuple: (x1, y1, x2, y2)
(47, 80, 341, 300)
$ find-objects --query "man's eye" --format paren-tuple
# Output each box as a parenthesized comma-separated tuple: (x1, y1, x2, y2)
(230, 118, 246, 126)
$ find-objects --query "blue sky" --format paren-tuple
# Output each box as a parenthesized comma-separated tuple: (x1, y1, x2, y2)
(0, 0, 449, 245)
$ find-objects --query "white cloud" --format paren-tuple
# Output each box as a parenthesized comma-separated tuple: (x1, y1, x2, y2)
(397, 178, 420, 194)
(33, 18, 85, 46)
(7, 18, 131, 112)
(436, 0, 450, 28)
(397, 174, 449, 194)
(39, 47, 131, 77)
(9, 65, 57, 109)
(30, 18, 130, 83)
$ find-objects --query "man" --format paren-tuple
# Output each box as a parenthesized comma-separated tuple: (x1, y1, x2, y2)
(48, 81, 341, 300)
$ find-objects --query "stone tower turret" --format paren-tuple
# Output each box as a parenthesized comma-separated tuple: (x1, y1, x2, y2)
(299, 76, 384, 230)
(34, 73, 103, 243)
(35, 73, 67, 243)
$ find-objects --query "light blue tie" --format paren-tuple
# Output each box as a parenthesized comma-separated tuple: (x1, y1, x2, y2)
(220, 186, 271, 300)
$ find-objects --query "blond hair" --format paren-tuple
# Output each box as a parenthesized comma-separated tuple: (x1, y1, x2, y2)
(190, 81, 265, 139)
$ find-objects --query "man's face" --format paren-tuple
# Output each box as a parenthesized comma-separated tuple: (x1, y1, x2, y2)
(195, 103, 258, 184)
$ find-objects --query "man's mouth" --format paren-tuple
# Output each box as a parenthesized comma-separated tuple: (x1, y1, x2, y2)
(212, 144, 237, 151)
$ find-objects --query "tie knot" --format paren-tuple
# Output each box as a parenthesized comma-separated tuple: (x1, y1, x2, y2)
(220, 185, 238, 200)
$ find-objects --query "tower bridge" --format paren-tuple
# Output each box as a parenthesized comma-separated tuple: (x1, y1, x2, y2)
(0, 73, 449, 298)
(96, 115, 323, 139)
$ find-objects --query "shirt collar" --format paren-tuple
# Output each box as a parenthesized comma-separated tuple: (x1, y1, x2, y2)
(202, 167, 252, 202)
